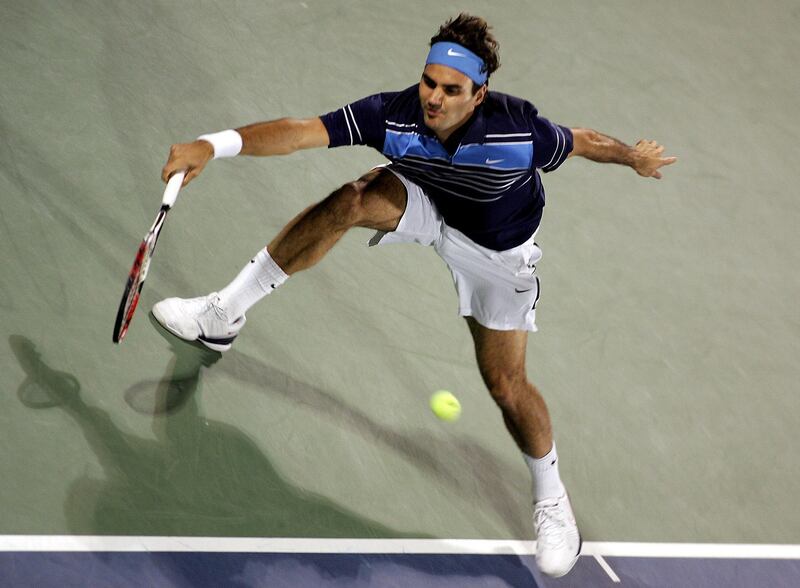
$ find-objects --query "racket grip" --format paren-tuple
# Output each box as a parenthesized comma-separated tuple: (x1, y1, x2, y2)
(162, 171, 186, 208)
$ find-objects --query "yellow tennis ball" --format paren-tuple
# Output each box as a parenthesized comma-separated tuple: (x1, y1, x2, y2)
(430, 390, 461, 422)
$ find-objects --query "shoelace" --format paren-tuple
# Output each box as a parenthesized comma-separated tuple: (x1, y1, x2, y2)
(207, 296, 229, 322)
(534, 499, 569, 549)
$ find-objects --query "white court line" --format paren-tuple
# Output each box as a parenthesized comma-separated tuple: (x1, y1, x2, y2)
(593, 554, 621, 583)
(0, 537, 799, 559)
(0, 536, 536, 554)
(580, 542, 800, 559)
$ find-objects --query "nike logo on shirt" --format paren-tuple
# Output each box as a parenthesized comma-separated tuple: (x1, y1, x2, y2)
(485, 158, 505, 165)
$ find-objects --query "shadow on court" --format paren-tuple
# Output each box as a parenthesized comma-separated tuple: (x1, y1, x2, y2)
(8, 333, 418, 538)
(8, 332, 539, 587)
(139, 315, 532, 540)
(216, 345, 532, 539)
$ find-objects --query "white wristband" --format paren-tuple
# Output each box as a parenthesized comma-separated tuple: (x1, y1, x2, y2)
(197, 129, 243, 159)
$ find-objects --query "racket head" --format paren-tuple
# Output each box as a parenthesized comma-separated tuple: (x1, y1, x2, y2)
(112, 213, 164, 343)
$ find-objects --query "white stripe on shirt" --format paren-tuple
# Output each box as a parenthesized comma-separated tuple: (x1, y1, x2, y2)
(485, 133, 532, 138)
(346, 104, 362, 143)
(462, 140, 533, 147)
(550, 125, 567, 169)
(342, 107, 354, 145)
(541, 123, 563, 170)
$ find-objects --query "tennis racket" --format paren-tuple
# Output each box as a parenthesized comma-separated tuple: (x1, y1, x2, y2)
(112, 170, 186, 343)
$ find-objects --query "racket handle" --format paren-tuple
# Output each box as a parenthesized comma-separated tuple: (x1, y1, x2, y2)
(162, 170, 186, 208)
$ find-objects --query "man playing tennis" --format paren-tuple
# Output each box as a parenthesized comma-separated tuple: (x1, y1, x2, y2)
(156, 14, 676, 577)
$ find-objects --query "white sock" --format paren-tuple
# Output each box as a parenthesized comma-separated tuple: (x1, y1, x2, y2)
(523, 442, 566, 502)
(216, 248, 289, 318)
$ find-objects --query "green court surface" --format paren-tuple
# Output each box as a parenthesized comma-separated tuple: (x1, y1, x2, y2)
(2, 0, 799, 549)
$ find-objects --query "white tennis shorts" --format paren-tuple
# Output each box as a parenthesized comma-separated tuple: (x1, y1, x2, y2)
(369, 167, 543, 332)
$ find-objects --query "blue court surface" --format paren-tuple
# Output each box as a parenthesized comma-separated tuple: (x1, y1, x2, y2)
(1, 538, 799, 587)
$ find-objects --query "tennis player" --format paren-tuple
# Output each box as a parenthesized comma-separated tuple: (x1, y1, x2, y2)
(156, 14, 676, 577)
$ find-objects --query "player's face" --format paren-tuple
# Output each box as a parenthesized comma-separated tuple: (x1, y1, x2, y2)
(419, 64, 486, 141)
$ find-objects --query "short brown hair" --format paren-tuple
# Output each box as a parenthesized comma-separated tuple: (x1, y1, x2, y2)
(430, 13, 501, 90)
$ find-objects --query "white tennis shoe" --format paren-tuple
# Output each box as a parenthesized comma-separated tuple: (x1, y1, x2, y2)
(533, 492, 582, 577)
(152, 293, 245, 352)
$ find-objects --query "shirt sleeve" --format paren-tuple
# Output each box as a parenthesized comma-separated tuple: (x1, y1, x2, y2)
(319, 93, 386, 150)
(531, 114, 573, 173)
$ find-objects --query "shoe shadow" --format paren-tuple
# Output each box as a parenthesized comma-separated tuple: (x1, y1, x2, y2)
(121, 313, 221, 416)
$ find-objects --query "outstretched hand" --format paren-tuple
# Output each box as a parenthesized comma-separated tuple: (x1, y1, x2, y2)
(161, 140, 214, 186)
(632, 139, 677, 179)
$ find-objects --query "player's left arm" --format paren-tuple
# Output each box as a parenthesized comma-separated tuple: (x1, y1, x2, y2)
(568, 128, 677, 179)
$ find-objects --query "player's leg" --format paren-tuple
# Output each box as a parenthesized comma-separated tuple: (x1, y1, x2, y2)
(465, 317, 580, 578)
(465, 317, 553, 457)
(268, 167, 406, 274)
(152, 168, 406, 350)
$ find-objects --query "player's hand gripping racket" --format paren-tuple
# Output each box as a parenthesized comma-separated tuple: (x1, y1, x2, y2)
(112, 171, 186, 343)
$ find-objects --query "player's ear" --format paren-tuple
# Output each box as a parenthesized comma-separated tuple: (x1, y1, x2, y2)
(474, 84, 487, 105)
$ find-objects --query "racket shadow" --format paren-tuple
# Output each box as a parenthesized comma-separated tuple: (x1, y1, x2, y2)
(9, 334, 82, 410)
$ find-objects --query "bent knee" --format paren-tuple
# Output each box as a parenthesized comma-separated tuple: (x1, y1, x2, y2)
(330, 168, 406, 230)
(341, 168, 387, 201)
(327, 180, 368, 227)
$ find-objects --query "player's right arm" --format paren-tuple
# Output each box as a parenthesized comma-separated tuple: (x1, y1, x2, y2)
(162, 117, 330, 186)
(568, 128, 677, 180)
(238, 117, 330, 155)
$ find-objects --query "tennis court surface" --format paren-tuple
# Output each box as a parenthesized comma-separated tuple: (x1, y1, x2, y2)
(2, 1, 799, 586)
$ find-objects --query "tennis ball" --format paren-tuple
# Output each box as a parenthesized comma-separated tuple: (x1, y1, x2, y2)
(430, 390, 461, 422)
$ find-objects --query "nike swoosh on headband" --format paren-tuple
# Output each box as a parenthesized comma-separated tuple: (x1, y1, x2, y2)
(447, 48, 466, 57)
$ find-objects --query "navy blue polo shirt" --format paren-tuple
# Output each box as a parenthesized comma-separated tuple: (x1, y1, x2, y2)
(320, 85, 573, 251)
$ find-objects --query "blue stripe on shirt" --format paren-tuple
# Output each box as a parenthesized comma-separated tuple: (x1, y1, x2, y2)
(384, 130, 450, 161)
(453, 142, 532, 170)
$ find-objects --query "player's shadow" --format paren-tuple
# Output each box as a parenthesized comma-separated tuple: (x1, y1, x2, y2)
(9, 333, 539, 588)
(8, 333, 419, 538)
(133, 316, 531, 541)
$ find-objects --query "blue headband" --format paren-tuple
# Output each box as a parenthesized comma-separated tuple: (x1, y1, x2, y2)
(425, 42, 488, 86)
